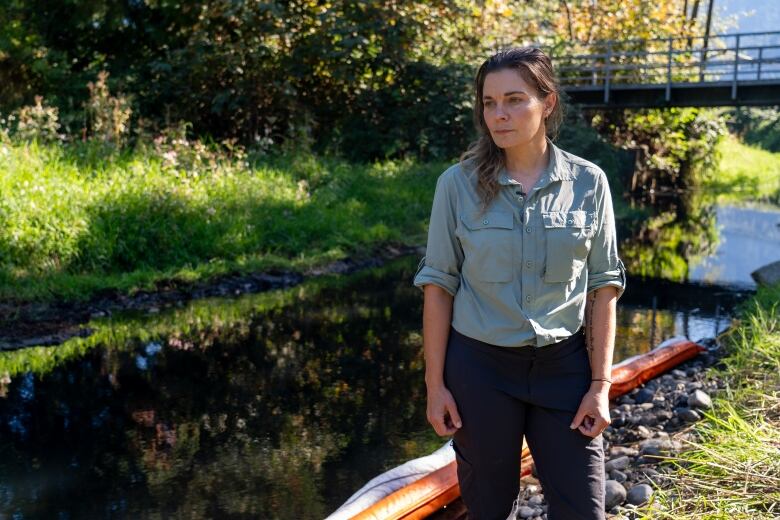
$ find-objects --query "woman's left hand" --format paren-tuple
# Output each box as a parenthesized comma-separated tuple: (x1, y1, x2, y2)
(569, 385, 611, 437)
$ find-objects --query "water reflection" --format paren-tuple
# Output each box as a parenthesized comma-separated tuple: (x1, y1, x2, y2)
(0, 255, 751, 518)
(690, 203, 780, 288)
(620, 190, 720, 282)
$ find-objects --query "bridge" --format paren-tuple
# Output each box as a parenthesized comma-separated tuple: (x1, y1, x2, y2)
(555, 30, 780, 108)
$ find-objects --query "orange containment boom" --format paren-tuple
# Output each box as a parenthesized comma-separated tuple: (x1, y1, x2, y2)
(338, 337, 705, 520)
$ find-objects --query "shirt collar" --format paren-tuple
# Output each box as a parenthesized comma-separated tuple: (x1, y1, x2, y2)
(497, 136, 574, 187)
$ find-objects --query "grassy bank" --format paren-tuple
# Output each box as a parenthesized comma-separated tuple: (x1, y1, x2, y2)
(707, 133, 780, 205)
(0, 140, 447, 303)
(634, 282, 780, 519)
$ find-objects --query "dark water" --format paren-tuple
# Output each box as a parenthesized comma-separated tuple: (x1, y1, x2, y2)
(0, 249, 756, 519)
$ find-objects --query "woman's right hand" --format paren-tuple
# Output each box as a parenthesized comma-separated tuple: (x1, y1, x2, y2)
(426, 384, 463, 436)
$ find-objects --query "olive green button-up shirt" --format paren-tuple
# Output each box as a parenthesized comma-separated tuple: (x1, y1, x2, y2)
(413, 136, 627, 348)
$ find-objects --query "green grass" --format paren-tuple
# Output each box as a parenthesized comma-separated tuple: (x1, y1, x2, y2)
(706, 133, 780, 205)
(632, 282, 780, 519)
(0, 139, 447, 303)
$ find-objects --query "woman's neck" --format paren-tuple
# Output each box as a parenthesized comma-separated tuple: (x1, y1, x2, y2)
(503, 134, 550, 182)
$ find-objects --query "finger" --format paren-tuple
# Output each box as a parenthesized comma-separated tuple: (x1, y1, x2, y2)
(428, 412, 446, 436)
(570, 408, 586, 430)
(447, 402, 463, 429)
(440, 416, 457, 436)
(578, 415, 597, 436)
(440, 410, 459, 434)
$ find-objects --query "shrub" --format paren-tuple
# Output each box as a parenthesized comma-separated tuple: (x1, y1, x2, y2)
(14, 95, 61, 142)
(85, 71, 132, 145)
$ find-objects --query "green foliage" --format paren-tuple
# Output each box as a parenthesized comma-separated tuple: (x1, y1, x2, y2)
(724, 106, 780, 153)
(0, 0, 573, 161)
(593, 107, 727, 196)
(327, 60, 475, 161)
(556, 103, 634, 196)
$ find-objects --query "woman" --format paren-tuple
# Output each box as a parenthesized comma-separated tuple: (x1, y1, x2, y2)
(412, 47, 627, 520)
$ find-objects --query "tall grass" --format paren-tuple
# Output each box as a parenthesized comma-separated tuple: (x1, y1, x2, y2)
(0, 139, 448, 303)
(632, 283, 780, 519)
(708, 134, 780, 205)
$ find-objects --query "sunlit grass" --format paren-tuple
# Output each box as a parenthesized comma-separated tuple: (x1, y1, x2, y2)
(631, 283, 780, 519)
(708, 134, 780, 204)
(0, 139, 447, 303)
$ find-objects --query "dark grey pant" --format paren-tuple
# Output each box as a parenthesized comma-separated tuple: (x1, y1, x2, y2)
(443, 325, 605, 520)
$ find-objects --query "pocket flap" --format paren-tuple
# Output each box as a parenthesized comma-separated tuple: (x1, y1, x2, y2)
(461, 211, 514, 230)
(542, 210, 591, 228)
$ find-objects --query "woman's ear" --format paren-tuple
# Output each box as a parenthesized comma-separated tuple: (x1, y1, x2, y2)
(545, 92, 557, 118)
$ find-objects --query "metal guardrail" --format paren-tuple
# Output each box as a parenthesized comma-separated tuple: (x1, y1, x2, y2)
(555, 30, 780, 103)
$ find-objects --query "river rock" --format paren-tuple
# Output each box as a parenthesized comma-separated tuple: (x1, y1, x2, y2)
(636, 425, 652, 438)
(605, 455, 631, 472)
(605, 480, 627, 509)
(527, 495, 544, 506)
(751, 259, 780, 286)
(626, 483, 653, 506)
(609, 469, 628, 483)
(638, 468, 661, 481)
(638, 415, 658, 428)
(611, 415, 626, 427)
(688, 389, 713, 409)
(676, 407, 702, 422)
(610, 446, 638, 457)
(634, 388, 655, 404)
(639, 438, 673, 456)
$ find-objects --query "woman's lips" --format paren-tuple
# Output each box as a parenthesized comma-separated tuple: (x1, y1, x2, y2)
(495, 129, 514, 134)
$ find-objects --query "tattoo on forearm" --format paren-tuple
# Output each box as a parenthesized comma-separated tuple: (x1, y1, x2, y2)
(586, 291, 597, 366)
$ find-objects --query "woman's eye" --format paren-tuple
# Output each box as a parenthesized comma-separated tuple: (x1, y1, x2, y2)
(509, 97, 522, 103)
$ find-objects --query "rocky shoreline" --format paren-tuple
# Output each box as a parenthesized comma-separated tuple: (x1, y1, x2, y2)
(511, 335, 727, 520)
(0, 243, 422, 351)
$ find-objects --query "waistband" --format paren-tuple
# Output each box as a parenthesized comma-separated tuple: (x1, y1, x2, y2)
(449, 325, 585, 360)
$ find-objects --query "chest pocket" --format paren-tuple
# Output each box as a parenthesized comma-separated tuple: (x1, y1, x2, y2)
(459, 211, 514, 283)
(542, 210, 595, 283)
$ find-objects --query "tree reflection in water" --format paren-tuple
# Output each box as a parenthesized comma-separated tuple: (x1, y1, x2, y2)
(0, 257, 439, 519)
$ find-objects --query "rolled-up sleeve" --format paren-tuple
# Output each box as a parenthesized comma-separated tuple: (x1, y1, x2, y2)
(413, 171, 463, 297)
(587, 169, 627, 301)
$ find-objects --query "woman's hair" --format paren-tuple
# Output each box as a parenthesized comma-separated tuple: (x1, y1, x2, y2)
(459, 47, 565, 213)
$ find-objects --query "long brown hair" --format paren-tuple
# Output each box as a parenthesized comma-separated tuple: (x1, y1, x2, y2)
(459, 47, 565, 213)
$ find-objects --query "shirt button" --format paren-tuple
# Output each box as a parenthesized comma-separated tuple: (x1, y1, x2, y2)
(526, 226, 532, 233)
(525, 295, 532, 302)
(567, 219, 574, 224)
(482, 219, 489, 225)
(526, 261, 533, 268)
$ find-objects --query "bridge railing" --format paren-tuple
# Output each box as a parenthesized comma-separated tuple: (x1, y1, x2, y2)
(554, 30, 780, 96)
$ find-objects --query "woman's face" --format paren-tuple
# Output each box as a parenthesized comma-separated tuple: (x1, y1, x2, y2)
(482, 68, 555, 149)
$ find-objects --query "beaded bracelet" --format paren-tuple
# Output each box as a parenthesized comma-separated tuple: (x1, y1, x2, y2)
(591, 378, 612, 383)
